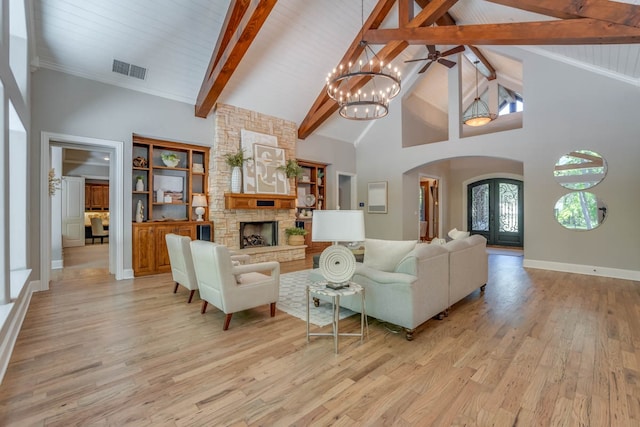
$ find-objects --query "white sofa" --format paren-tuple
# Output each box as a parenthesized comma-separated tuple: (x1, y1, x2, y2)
(443, 234, 488, 311)
(310, 235, 488, 341)
(311, 239, 450, 341)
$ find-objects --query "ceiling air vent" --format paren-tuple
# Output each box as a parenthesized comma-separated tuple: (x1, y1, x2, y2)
(112, 59, 147, 80)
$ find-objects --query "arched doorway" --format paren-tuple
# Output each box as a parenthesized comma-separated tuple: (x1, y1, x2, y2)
(468, 178, 523, 246)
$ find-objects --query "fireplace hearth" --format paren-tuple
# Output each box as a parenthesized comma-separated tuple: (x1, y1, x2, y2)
(240, 221, 278, 249)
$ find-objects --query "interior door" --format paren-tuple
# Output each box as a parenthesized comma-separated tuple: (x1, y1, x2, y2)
(468, 178, 523, 247)
(62, 176, 86, 247)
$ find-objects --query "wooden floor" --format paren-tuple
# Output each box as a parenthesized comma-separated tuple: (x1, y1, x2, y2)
(1, 248, 639, 426)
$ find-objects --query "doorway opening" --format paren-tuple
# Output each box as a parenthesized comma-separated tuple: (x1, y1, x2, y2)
(41, 132, 126, 291)
(336, 171, 357, 210)
(419, 177, 440, 240)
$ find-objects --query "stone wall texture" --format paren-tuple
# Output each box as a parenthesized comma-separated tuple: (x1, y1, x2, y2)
(209, 104, 303, 261)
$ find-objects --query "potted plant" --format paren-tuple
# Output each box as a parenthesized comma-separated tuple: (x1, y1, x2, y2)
(277, 159, 304, 179)
(285, 226, 308, 246)
(135, 175, 144, 191)
(224, 148, 252, 193)
(317, 169, 324, 185)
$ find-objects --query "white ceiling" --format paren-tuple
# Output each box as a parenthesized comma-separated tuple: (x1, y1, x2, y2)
(32, 0, 640, 143)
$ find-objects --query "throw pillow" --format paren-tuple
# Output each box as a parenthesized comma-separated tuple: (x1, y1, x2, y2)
(430, 238, 447, 245)
(448, 228, 470, 240)
(363, 238, 416, 273)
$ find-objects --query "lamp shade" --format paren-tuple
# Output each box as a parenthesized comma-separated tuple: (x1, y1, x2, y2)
(192, 194, 207, 207)
(312, 210, 365, 242)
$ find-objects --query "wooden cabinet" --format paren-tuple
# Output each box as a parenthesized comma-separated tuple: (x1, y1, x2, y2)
(295, 160, 330, 254)
(131, 134, 212, 276)
(85, 183, 109, 210)
(132, 134, 209, 223)
(132, 221, 211, 276)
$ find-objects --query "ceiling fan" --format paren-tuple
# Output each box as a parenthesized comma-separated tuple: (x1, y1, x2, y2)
(405, 45, 466, 74)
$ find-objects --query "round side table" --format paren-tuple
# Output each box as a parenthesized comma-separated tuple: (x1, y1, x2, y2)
(306, 282, 368, 354)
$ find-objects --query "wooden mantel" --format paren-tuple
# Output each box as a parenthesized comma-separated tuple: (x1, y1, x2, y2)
(224, 193, 296, 210)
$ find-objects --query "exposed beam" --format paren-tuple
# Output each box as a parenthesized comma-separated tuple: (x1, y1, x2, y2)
(364, 19, 640, 45)
(398, 0, 414, 27)
(486, 0, 640, 27)
(298, 0, 460, 139)
(465, 46, 496, 80)
(195, 0, 277, 118)
(208, 0, 251, 75)
(303, 0, 396, 129)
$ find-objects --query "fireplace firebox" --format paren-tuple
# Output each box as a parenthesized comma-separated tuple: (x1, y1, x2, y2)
(239, 221, 278, 249)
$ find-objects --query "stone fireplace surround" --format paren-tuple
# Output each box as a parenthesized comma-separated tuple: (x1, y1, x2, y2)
(209, 104, 305, 263)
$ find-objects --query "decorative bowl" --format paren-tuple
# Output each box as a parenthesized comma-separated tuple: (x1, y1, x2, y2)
(304, 194, 316, 207)
(161, 153, 180, 167)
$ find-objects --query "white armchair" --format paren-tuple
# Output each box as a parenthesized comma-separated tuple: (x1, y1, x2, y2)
(189, 240, 281, 330)
(165, 233, 199, 303)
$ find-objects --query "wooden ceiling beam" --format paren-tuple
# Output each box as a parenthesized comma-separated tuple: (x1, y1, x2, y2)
(465, 46, 497, 80)
(398, 0, 414, 27)
(195, 0, 277, 118)
(298, 0, 460, 139)
(486, 0, 640, 28)
(364, 19, 640, 46)
(208, 0, 251, 75)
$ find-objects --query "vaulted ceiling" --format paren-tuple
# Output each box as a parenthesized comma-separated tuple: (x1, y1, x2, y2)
(33, 0, 640, 144)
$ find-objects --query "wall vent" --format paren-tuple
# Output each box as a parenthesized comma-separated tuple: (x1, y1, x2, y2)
(112, 59, 147, 80)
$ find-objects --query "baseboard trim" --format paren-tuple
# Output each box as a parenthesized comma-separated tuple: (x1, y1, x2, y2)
(0, 280, 34, 384)
(51, 259, 63, 269)
(523, 259, 640, 281)
(123, 269, 135, 279)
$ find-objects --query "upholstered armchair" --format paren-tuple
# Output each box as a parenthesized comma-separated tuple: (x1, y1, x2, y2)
(189, 240, 280, 330)
(165, 233, 199, 303)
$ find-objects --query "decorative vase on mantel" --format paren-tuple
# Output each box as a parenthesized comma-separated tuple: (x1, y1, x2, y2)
(231, 166, 242, 193)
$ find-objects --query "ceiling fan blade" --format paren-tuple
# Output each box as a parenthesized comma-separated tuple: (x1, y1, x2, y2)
(418, 61, 433, 74)
(441, 45, 466, 57)
(426, 45, 436, 55)
(438, 58, 457, 68)
(404, 58, 429, 63)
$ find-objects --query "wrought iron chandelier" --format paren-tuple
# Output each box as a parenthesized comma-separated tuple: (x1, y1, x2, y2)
(325, 2, 401, 120)
(463, 61, 496, 127)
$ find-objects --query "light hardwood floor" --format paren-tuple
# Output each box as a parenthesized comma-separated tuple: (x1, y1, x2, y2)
(1, 249, 639, 426)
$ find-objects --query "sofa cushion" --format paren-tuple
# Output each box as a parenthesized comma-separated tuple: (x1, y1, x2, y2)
(354, 264, 416, 285)
(363, 238, 416, 273)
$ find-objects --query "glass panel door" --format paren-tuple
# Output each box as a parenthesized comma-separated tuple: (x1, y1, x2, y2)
(468, 178, 523, 246)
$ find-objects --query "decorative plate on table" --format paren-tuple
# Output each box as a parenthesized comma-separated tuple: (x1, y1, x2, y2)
(304, 194, 316, 207)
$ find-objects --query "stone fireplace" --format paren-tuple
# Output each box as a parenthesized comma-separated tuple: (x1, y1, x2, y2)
(208, 104, 305, 263)
(240, 221, 277, 249)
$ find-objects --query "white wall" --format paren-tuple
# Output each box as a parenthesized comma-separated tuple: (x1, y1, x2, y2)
(356, 47, 640, 278)
(30, 69, 215, 279)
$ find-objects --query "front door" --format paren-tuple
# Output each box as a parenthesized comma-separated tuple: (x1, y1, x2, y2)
(468, 178, 523, 247)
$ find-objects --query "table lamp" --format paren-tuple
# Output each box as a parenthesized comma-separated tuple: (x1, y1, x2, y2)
(192, 194, 208, 221)
(312, 210, 365, 288)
